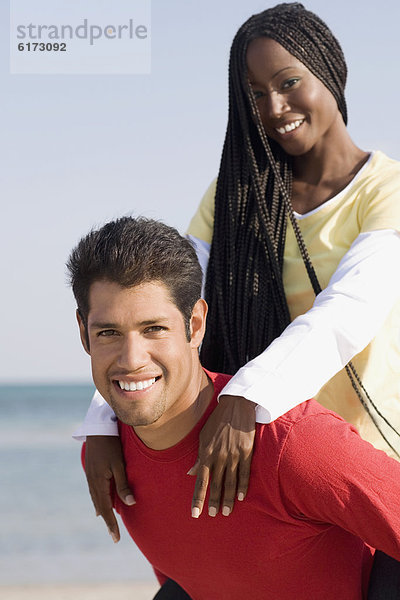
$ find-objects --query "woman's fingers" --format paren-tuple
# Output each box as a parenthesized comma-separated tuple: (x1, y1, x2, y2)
(84, 435, 134, 542)
(207, 462, 225, 516)
(113, 460, 136, 507)
(187, 458, 200, 477)
(220, 458, 240, 516)
(190, 463, 210, 518)
(93, 475, 121, 543)
(237, 445, 254, 502)
(189, 395, 256, 518)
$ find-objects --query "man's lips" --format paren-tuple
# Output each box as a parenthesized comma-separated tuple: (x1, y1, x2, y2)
(113, 376, 161, 392)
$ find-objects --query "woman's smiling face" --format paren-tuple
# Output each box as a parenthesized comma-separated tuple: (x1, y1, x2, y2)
(246, 37, 342, 157)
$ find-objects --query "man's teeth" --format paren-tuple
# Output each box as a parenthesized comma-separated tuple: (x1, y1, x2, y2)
(118, 378, 156, 391)
(276, 119, 304, 134)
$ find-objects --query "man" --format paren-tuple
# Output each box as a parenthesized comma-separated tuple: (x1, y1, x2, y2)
(68, 216, 400, 599)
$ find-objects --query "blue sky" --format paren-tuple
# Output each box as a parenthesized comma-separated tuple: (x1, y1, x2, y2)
(2, 0, 400, 383)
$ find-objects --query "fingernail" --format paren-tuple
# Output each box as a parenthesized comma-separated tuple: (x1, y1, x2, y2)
(238, 492, 245, 501)
(108, 529, 119, 543)
(125, 495, 136, 506)
(192, 507, 200, 518)
(222, 506, 231, 517)
(187, 468, 195, 475)
(208, 506, 217, 517)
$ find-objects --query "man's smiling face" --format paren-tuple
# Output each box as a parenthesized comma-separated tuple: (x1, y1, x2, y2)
(78, 279, 206, 434)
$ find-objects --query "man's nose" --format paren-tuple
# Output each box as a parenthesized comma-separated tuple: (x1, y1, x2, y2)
(117, 334, 148, 371)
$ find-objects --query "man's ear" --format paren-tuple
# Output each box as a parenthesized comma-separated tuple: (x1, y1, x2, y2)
(76, 309, 90, 355)
(189, 299, 208, 349)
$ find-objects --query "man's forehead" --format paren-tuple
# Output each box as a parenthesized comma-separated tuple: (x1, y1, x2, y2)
(87, 279, 178, 323)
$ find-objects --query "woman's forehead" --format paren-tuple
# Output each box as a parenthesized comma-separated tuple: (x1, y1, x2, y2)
(246, 37, 306, 80)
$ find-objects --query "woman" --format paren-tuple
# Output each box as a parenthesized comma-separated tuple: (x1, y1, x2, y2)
(75, 3, 400, 595)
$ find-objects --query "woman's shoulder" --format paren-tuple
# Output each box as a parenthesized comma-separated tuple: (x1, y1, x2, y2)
(186, 178, 217, 244)
(364, 151, 400, 183)
(356, 151, 400, 232)
(349, 151, 400, 204)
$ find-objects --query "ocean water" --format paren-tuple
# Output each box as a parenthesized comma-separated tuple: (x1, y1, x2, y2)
(0, 384, 154, 585)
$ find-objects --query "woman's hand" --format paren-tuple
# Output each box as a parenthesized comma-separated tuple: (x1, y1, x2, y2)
(188, 395, 256, 518)
(84, 435, 135, 542)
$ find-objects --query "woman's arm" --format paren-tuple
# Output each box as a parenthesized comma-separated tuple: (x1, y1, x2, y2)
(72, 389, 118, 441)
(222, 229, 400, 421)
(188, 228, 400, 517)
(83, 436, 135, 543)
(189, 229, 400, 419)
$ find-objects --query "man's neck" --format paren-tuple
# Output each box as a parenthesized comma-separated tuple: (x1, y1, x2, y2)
(133, 364, 214, 450)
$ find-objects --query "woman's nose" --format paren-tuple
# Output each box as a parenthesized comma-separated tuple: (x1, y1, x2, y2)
(266, 91, 288, 120)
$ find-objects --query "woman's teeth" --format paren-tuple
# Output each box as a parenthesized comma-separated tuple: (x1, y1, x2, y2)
(118, 378, 156, 391)
(276, 119, 304, 134)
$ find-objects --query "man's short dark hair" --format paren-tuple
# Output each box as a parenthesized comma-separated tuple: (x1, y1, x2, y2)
(67, 217, 202, 341)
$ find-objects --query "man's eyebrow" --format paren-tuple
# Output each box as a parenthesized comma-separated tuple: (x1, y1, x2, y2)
(89, 317, 170, 329)
(89, 322, 117, 330)
(139, 317, 169, 326)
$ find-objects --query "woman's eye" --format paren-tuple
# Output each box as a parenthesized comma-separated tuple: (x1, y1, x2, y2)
(253, 90, 265, 100)
(282, 77, 300, 90)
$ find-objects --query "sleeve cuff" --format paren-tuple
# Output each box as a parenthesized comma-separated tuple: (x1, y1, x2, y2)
(218, 368, 310, 424)
(72, 422, 119, 442)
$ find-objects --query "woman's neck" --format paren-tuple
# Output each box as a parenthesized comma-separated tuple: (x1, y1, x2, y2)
(291, 125, 369, 214)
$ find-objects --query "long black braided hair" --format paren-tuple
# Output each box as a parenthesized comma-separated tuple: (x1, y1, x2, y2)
(200, 2, 400, 455)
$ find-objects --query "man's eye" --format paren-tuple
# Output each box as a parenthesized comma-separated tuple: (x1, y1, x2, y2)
(145, 326, 166, 333)
(98, 330, 117, 337)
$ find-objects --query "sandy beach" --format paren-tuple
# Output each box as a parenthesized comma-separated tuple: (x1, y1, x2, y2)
(0, 582, 160, 600)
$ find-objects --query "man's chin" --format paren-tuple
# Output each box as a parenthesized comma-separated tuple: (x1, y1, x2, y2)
(103, 386, 166, 428)
(109, 403, 162, 428)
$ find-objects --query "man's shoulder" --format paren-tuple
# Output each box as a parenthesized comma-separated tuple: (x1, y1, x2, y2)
(269, 400, 367, 480)
(256, 399, 360, 459)
(205, 370, 232, 395)
(277, 398, 351, 429)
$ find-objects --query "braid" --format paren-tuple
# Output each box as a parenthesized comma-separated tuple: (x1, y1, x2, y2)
(200, 2, 400, 455)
